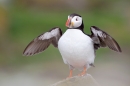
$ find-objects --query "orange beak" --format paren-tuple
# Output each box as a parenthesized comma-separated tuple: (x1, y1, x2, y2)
(66, 18, 71, 27)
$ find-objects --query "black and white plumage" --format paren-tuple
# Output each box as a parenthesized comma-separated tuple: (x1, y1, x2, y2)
(23, 28, 62, 56)
(23, 13, 121, 77)
(90, 26, 121, 52)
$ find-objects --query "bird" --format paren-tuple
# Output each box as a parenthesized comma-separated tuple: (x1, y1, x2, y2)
(23, 13, 122, 78)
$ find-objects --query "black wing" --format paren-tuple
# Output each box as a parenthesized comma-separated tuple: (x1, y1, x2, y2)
(90, 26, 122, 52)
(23, 27, 62, 56)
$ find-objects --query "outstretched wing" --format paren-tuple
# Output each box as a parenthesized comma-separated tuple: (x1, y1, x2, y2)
(23, 27, 62, 56)
(90, 26, 122, 52)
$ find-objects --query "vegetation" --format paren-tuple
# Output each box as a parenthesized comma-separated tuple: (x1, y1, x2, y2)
(0, 0, 129, 68)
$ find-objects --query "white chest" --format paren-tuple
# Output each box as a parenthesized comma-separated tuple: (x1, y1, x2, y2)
(58, 29, 95, 69)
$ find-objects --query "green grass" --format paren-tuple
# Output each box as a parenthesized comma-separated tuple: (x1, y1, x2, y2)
(1, 6, 128, 66)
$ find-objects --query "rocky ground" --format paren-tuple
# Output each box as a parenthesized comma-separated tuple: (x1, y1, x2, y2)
(0, 53, 129, 86)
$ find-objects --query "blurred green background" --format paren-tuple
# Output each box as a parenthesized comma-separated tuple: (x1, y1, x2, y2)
(0, 0, 130, 86)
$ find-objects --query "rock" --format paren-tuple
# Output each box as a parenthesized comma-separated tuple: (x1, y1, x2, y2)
(50, 74, 99, 86)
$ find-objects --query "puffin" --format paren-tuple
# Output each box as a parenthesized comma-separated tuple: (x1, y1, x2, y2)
(23, 13, 122, 78)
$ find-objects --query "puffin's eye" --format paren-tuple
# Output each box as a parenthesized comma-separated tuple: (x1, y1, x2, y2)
(76, 18, 78, 21)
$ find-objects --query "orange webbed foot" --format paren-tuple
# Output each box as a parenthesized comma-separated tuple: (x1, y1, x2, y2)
(78, 67, 87, 76)
(66, 69, 73, 79)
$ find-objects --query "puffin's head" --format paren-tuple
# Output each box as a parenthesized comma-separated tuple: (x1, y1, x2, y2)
(66, 13, 84, 30)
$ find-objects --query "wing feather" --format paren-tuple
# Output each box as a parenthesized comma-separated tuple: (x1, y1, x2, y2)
(90, 26, 122, 52)
(23, 27, 62, 56)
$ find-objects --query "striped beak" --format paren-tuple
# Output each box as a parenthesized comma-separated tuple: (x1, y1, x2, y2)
(66, 18, 71, 27)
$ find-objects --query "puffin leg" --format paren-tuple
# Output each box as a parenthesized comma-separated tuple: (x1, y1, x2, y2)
(67, 65, 74, 78)
(78, 66, 87, 76)
(67, 69, 73, 78)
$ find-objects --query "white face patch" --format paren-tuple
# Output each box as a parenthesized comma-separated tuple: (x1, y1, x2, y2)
(68, 15, 69, 19)
(71, 16, 82, 28)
